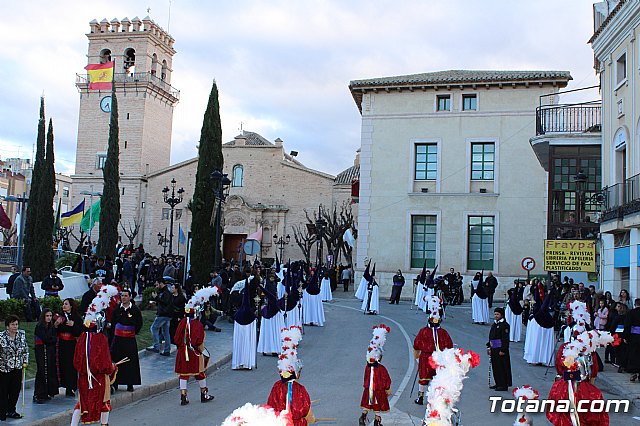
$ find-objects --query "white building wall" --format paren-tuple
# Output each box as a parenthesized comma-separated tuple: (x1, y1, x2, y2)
(353, 77, 563, 298)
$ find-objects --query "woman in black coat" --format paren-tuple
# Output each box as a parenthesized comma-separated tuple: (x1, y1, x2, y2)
(33, 309, 58, 403)
(55, 298, 82, 397)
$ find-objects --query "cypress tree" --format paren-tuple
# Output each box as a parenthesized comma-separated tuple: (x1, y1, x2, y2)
(32, 119, 56, 281)
(97, 91, 121, 259)
(190, 81, 223, 283)
(23, 97, 46, 275)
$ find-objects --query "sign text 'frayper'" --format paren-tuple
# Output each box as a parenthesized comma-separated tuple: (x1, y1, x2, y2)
(543, 240, 596, 272)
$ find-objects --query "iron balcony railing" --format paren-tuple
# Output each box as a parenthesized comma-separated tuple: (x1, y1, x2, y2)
(536, 102, 601, 135)
(601, 172, 640, 221)
(76, 72, 180, 101)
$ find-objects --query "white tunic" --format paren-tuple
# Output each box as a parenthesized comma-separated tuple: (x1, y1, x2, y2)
(505, 304, 522, 342)
(284, 306, 303, 329)
(471, 280, 490, 323)
(232, 321, 257, 370)
(523, 319, 555, 366)
(355, 276, 368, 300)
(320, 277, 333, 302)
(257, 311, 286, 354)
(302, 290, 325, 326)
(361, 285, 380, 313)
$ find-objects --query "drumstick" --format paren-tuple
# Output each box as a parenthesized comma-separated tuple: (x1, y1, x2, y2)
(311, 399, 320, 404)
(314, 418, 337, 422)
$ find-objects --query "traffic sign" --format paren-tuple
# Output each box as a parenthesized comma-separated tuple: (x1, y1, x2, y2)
(244, 240, 261, 256)
(521, 257, 536, 271)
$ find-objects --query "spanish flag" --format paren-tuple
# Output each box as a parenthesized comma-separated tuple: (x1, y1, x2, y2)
(61, 200, 85, 228)
(84, 61, 114, 90)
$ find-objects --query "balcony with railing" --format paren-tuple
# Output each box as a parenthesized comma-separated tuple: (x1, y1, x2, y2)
(535, 101, 602, 136)
(601, 173, 640, 223)
(75, 72, 180, 104)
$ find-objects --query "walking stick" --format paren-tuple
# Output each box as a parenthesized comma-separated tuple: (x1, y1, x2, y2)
(21, 366, 26, 417)
(487, 351, 493, 389)
(409, 363, 419, 398)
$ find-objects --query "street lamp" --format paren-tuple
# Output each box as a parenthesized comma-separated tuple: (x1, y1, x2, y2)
(273, 233, 290, 260)
(211, 169, 231, 269)
(314, 205, 327, 267)
(79, 185, 103, 245)
(2, 194, 28, 267)
(573, 170, 589, 229)
(157, 229, 169, 255)
(162, 178, 184, 255)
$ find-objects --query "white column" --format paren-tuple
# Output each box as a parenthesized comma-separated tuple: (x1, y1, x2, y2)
(601, 233, 616, 294)
(631, 229, 640, 299)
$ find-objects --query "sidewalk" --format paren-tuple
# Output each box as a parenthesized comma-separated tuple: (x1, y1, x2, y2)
(596, 355, 640, 409)
(19, 319, 233, 426)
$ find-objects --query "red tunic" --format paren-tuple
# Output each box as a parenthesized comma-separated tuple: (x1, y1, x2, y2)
(359, 363, 391, 412)
(547, 342, 609, 426)
(73, 332, 117, 425)
(174, 317, 206, 375)
(413, 326, 453, 385)
(267, 380, 311, 426)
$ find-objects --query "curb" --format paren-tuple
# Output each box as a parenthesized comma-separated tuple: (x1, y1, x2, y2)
(25, 352, 232, 426)
(596, 371, 640, 409)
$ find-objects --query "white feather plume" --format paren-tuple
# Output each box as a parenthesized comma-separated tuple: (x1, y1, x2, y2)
(222, 403, 292, 426)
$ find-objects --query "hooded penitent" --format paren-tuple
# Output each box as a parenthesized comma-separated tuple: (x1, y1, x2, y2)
(507, 288, 523, 315)
(532, 287, 554, 329)
(235, 280, 257, 325)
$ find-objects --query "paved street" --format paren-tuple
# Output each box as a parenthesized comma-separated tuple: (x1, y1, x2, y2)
(104, 294, 638, 425)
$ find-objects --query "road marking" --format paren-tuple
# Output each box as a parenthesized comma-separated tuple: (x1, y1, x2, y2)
(331, 302, 415, 409)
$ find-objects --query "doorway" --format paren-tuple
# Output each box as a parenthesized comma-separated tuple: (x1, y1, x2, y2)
(223, 234, 246, 264)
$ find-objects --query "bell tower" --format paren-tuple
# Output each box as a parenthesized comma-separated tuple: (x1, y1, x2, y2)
(72, 16, 179, 244)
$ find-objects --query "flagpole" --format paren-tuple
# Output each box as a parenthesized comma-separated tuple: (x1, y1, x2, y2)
(177, 224, 181, 256)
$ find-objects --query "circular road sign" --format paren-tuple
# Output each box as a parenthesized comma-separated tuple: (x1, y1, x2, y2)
(521, 257, 536, 271)
(244, 239, 261, 256)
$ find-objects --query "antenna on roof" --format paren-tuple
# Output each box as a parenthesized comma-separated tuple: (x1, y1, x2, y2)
(239, 122, 244, 135)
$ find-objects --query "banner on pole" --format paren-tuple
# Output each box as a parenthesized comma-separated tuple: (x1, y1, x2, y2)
(543, 239, 596, 272)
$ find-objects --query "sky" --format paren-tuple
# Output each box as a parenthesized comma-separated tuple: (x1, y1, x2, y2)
(0, 0, 601, 177)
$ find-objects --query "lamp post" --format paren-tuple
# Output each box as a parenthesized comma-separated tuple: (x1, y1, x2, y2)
(573, 169, 588, 236)
(162, 178, 184, 255)
(79, 185, 102, 245)
(315, 205, 327, 267)
(273, 233, 290, 260)
(211, 169, 231, 270)
(157, 229, 169, 255)
(2, 194, 29, 267)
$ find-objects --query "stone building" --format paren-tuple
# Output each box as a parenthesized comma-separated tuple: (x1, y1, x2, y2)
(592, 0, 640, 299)
(71, 16, 179, 248)
(143, 131, 339, 261)
(349, 70, 571, 297)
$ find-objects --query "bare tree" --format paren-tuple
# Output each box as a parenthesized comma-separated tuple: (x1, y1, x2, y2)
(299, 202, 355, 266)
(292, 223, 315, 266)
(119, 218, 141, 247)
(67, 227, 87, 251)
(1, 225, 17, 246)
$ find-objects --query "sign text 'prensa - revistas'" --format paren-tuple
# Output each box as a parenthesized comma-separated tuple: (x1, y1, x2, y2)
(543, 239, 596, 272)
